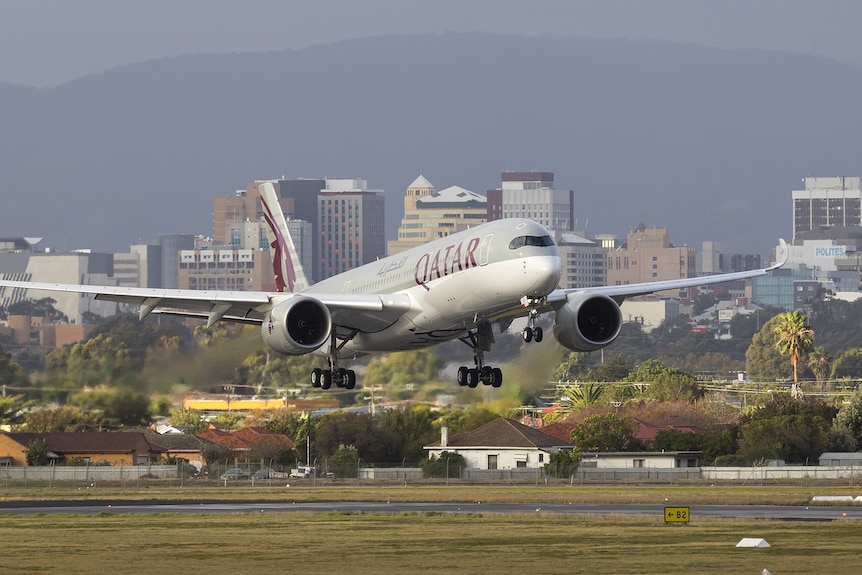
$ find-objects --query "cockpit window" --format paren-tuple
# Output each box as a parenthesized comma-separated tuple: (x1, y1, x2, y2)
(508, 235, 556, 249)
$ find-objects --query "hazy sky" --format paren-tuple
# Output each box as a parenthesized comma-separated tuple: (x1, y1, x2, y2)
(2, 0, 861, 88)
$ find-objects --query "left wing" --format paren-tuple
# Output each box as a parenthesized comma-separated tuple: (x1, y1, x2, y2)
(547, 238, 789, 308)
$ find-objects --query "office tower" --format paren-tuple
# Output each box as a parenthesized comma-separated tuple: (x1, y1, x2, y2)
(606, 224, 697, 298)
(317, 178, 385, 279)
(388, 175, 487, 255)
(554, 231, 607, 289)
(486, 171, 574, 231)
(792, 177, 862, 241)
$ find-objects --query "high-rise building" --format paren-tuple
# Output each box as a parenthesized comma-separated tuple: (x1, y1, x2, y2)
(388, 175, 487, 255)
(318, 178, 385, 279)
(156, 234, 195, 289)
(113, 244, 161, 288)
(606, 224, 697, 298)
(486, 171, 574, 231)
(274, 178, 325, 281)
(0, 252, 118, 322)
(792, 177, 862, 241)
(178, 248, 274, 292)
(554, 232, 607, 289)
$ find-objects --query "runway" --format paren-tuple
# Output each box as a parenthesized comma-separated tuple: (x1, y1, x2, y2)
(2, 499, 861, 521)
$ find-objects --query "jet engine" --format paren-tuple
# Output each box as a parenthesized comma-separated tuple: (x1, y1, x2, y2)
(261, 296, 331, 355)
(553, 292, 623, 352)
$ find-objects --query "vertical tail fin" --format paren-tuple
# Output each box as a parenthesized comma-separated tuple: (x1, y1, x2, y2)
(259, 181, 310, 293)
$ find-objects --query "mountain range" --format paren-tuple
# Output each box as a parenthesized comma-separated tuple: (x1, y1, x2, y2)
(2, 33, 861, 255)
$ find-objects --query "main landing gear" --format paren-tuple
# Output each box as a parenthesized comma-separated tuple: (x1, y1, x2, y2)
(311, 367, 356, 390)
(310, 330, 357, 390)
(456, 324, 503, 388)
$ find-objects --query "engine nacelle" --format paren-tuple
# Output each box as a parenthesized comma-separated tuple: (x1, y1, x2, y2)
(261, 296, 331, 355)
(553, 292, 623, 352)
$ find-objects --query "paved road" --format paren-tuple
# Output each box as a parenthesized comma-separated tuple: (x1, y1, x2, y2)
(2, 500, 861, 521)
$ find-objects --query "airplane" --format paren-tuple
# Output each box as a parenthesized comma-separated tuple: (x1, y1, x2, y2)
(0, 182, 788, 391)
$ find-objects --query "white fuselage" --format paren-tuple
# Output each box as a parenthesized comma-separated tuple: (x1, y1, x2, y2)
(300, 219, 561, 357)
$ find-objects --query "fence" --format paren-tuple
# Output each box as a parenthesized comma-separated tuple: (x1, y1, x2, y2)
(1, 464, 179, 482)
(3, 463, 860, 485)
(703, 465, 861, 482)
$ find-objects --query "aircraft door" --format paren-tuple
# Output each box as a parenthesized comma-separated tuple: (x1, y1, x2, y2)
(479, 234, 493, 266)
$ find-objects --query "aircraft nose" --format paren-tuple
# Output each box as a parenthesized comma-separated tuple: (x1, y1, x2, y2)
(525, 255, 561, 296)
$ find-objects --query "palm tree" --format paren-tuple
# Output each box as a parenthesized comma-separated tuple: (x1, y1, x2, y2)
(772, 310, 814, 399)
(562, 383, 605, 409)
(807, 346, 832, 393)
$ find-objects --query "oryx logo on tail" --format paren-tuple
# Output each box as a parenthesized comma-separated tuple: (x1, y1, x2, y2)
(259, 181, 309, 293)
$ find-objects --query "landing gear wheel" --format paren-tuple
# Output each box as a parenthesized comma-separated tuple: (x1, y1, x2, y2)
(311, 368, 322, 388)
(490, 367, 503, 388)
(534, 326, 543, 342)
(468, 369, 480, 388)
(481, 365, 493, 385)
(457, 366, 469, 386)
(320, 370, 332, 390)
(345, 370, 356, 390)
(522, 327, 533, 342)
(335, 368, 347, 388)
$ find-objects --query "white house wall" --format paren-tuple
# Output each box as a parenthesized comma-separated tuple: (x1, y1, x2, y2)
(427, 447, 549, 470)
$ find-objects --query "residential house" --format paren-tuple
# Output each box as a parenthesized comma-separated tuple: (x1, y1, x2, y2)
(580, 451, 702, 469)
(195, 425, 295, 463)
(142, 430, 210, 471)
(0, 432, 165, 466)
(818, 452, 862, 467)
(424, 418, 572, 471)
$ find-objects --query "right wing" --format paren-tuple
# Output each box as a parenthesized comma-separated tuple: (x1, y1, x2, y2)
(0, 280, 411, 331)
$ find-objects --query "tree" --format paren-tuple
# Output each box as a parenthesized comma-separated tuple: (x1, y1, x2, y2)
(745, 315, 793, 383)
(807, 346, 832, 392)
(544, 448, 582, 478)
(739, 414, 829, 464)
(7, 297, 67, 322)
(363, 349, 444, 387)
(314, 411, 387, 462)
(561, 383, 606, 410)
(439, 406, 500, 436)
(570, 412, 639, 452)
(832, 388, 862, 451)
(625, 359, 703, 402)
(378, 406, 438, 463)
(772, 310, 814, 399)
(26, 438, 49, 466)
(0, 394, 34, 428)
(830, 348, 862, 380)
(421, 451, 464, 478)
(67, 388, 152, 429)
(0, 343, 28, 390)
(199, 442, 231, 467)
(738, 395, 836, 464)
(168, 408, 208, 433)
(24, 405, 91, 432)
(328, 445, 359, 478)
(248, 436, 295, 467)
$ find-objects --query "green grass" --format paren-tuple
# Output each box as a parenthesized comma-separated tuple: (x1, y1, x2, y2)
(3, 481, 862, 506)
(1, 512, 860, 574)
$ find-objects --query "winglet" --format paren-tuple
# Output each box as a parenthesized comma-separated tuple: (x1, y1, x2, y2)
(767, 238, 789, 271)
(259, 182, 310, 293)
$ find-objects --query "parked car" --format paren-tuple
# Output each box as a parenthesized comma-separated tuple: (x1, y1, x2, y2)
(253, 467, 274, 480)
(220, 468, 251, 480)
